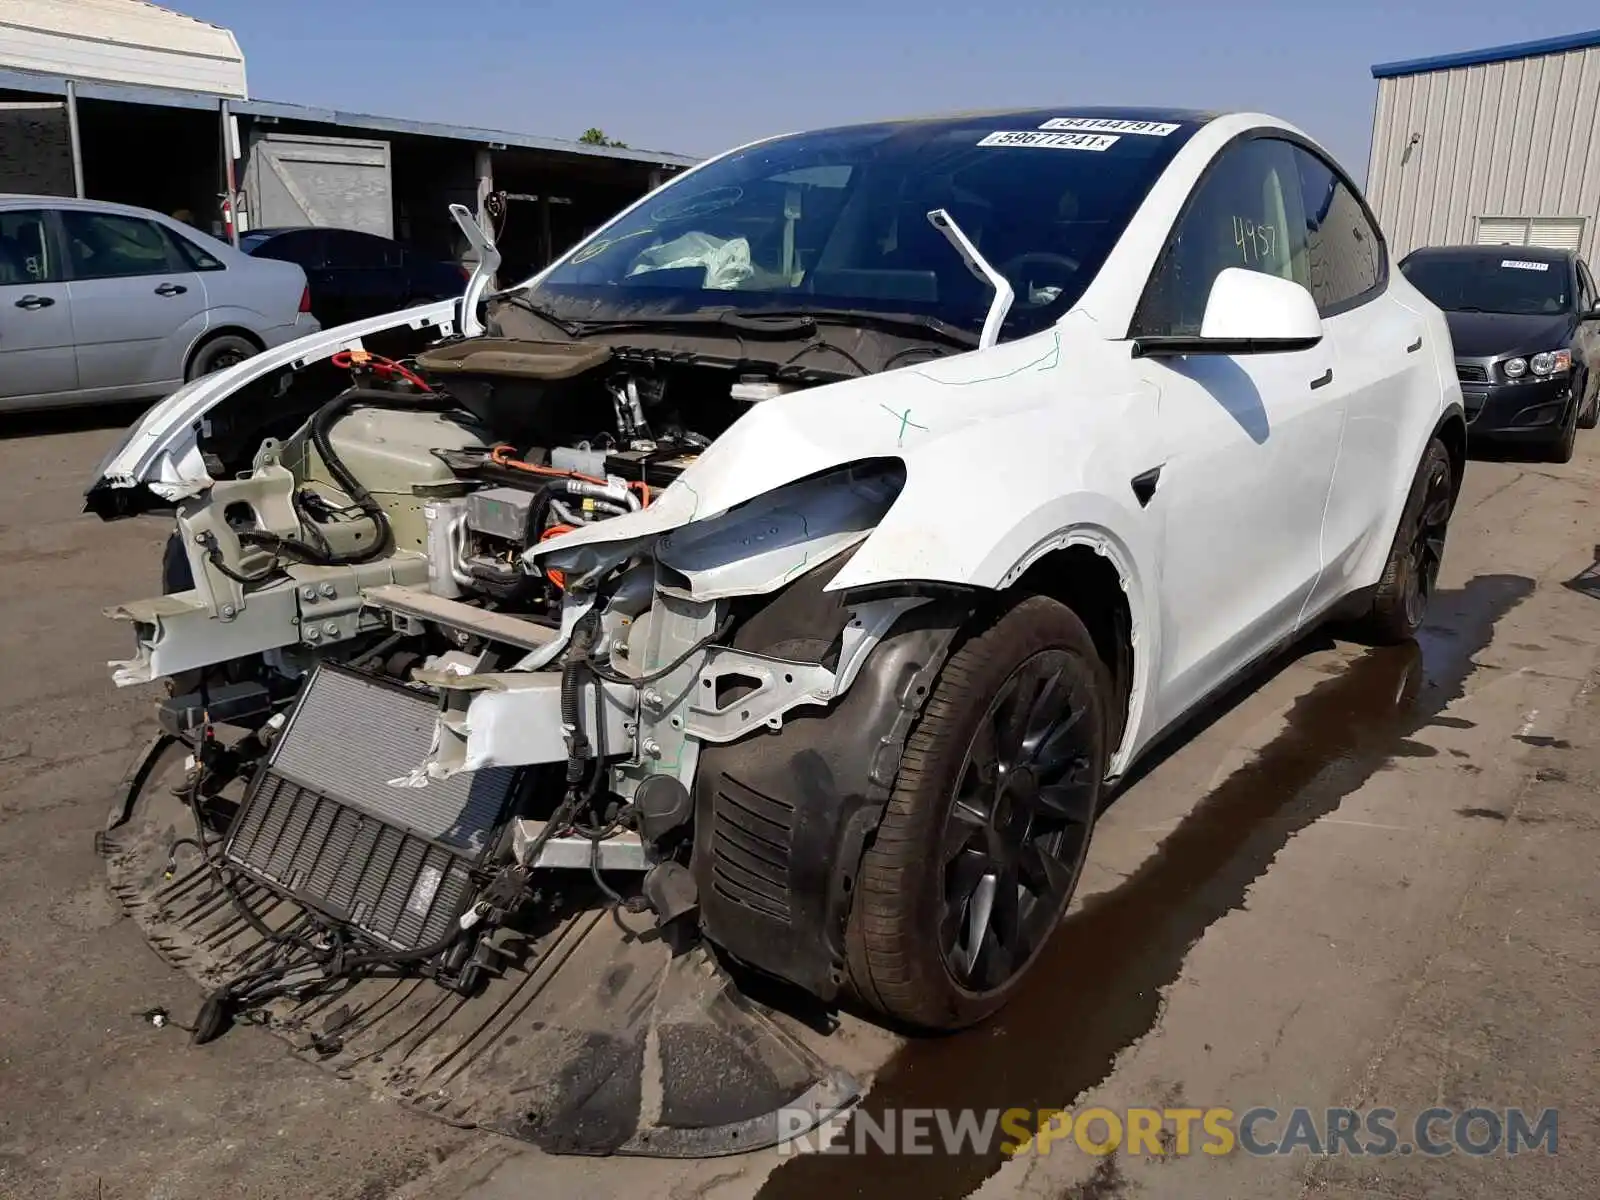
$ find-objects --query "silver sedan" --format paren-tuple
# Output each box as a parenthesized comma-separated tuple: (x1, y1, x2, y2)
(0, 195, 320, 412)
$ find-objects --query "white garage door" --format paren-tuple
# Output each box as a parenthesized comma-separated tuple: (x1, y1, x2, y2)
(1475, 215, 1586, 251)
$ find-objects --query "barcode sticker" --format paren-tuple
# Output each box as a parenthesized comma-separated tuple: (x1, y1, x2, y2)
(1039, 117, 1179, 136)
(977, 130, 1119, 152)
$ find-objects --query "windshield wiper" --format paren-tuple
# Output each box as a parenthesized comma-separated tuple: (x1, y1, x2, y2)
(925, 208, 1013, 349)
(572, 307, 981, 349)
(491, 290, 583, 336)
(719, 307, 980, 348)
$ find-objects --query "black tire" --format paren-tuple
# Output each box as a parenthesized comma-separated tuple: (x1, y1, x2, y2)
(1577, 372, 1597, 429)
(1348, 437, 1455, 645)
(1547, 393, 1579, 463)
(846, 594, 1111, 1030)
(187, 333, 258, 381)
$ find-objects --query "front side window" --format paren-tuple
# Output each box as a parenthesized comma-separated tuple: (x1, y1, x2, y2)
(61, 211, 185, 280)
(1577, 260, 1595, 312)
(0, 210, 59, 285)
(1293, 149, 1385, 314)
(1401, 253, 1572, 316)
(1135, 137, 1312, 337)
(535, 115, 1201, 340)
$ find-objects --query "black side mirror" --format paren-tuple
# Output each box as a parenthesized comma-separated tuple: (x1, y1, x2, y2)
(1582, 307, 1600, 322)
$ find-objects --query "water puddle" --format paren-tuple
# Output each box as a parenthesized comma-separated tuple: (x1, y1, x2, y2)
(758, 574, 1533, 1200)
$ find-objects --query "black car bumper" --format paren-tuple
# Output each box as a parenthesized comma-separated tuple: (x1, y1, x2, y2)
(1462, 374, 1574, 441)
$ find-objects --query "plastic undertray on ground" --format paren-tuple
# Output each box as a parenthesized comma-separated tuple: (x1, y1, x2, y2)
(98, 736, 858, 1158)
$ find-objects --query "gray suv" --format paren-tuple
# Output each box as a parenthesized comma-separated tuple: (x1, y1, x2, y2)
(0, 195, 320, 412)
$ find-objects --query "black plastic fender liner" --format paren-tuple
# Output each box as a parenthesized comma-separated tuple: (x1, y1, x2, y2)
(693, 581, 970, 1002)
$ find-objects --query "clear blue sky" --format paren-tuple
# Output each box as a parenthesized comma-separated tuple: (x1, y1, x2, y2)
(182, 0, 1593, 180)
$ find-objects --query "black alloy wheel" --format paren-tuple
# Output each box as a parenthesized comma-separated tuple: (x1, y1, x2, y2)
(939, 649, 1098, 991)
(846, 594, 1110, 1030)
(1402, 449, 1453, 630)
(1349, 436, 1456, 646)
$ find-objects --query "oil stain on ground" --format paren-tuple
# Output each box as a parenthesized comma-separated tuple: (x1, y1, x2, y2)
(758, 574, 1533, 1200)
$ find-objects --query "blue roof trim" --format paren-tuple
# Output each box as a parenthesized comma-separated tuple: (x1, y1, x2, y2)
(1372, 28, 1600, 78)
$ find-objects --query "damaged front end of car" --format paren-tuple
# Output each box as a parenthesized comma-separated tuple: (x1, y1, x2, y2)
(89, 208, 993, 1156)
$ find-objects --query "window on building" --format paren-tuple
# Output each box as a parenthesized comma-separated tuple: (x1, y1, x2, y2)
(1476, 216, 1586, 253)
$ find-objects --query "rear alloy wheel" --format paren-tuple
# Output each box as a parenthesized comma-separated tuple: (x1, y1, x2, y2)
(187, 334, 258, 381)
(1349, 437, 1454, 645)
(847, 595, 1109, 1030)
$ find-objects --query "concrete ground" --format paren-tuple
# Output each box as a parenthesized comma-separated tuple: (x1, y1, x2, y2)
(1, 404, 1597, 1200)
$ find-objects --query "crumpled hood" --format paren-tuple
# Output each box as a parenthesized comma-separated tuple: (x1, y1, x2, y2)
(529, 323, 1080, 565)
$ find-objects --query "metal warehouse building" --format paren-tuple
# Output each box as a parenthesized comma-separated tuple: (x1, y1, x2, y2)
(0, 0, 695, 279)
(1368, 29, 1600, 263)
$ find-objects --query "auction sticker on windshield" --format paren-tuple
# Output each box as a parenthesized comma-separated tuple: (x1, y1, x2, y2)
(1040, 117, 1180, 136)
(1501, 259, 1551, 271)
(977, 131, 1119, 151)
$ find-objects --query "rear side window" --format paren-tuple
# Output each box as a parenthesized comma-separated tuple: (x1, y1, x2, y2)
(169, 229, 225, 272)
(1291, 149, 1385, 315)
(0, 210, 60, 285)
(61, 211, 186, 280)
(1134, 136, 1313, 337)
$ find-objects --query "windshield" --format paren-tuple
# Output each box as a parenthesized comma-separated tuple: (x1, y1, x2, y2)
(1401, 253, 1571, 316)
(533, 112, 1201, 341)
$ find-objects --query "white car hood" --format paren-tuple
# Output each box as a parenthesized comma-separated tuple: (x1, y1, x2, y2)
(88, 299, 459, 503)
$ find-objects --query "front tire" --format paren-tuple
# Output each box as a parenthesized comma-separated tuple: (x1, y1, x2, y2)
(1348, 436, 1455, 645)
(846, 595, 1110, 1030)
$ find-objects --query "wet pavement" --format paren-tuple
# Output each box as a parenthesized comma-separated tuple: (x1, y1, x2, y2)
(4, 408, 1600, 1200)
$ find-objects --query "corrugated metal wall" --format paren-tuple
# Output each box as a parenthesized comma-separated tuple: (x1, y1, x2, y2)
(1367, 46, 1600, 262)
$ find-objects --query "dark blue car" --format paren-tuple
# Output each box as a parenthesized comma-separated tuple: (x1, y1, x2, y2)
(241, 226, 466, 329)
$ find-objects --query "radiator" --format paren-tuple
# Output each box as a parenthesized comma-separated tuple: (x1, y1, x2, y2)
(222, 665, 519, 952)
